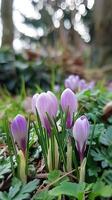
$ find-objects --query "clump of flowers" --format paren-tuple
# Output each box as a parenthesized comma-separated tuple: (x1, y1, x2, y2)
(32, 88, 90, 177)
(9, 87, 91, 183)
(65, 74, 95, 92)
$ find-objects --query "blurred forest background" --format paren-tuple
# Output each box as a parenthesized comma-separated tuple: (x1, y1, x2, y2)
(0, 0, 112, 93)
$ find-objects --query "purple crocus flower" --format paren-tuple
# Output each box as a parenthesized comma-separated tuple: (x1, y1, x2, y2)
(36, 91, 58, 136)
(61, 88, 78, 128)
(86, 81, 95, 90)
(65, 75, 80, 91)
(32, 93, 39, 113)
(54, 85, 60, 93)
(73, 116, 90, 162)
(11, 114, 28, 155)
(79, 80, 95, 91)
(78, 79, 88, 91)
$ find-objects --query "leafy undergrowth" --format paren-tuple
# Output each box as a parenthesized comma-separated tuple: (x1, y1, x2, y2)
(0, 81, 112, 200)
(0, 178, 39, 200)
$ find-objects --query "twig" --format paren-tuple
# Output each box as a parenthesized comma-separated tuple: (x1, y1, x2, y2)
(36, 173, 48, 179)
(36, 172, 77, 180)
(32, 168, 77, 199)
(37, 182, 46, 191)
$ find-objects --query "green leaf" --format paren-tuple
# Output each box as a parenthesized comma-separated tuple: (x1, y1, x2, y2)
(13, 193, 30, 200)
(34, 190, 54, 200)
(87, 160, 101, 177)
(12, 179, 39, 200)
(100, 126, 112, 146)
(1, 178, 39, 200)
(91, 146, 112, 168)
(48, 170, 61, 184)
(89, 181, 112, 199)
(49, 181, 85, 198)
(0, 162, 11, 179)
(20, 179, 39, 194)
(47, 170, 69, 187)
(0, 192, 10, 200)
(90, 123, 105, 140)
(101, 170, 112, 184)
(8, 178, 22, 199)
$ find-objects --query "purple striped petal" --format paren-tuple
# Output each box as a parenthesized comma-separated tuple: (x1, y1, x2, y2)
(66, 110, 73, 129)
(65, 75, 79, 91)
(73, 116, 90, 161)
(36, 91, 58, 135)
(11, 114, 28, 154)
(32, 93, 39, 113)
(61, 88, 78, 128)
(79, 79, 88, 91)
(47, 91, 58, 117)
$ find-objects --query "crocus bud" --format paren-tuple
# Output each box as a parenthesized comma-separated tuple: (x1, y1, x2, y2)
(11, 114, 28, 155)
(36, 91, 58, 136)
(47, 91, 58, 117)
(65, 75, 79, 91)
(32, 93, 39, 113)
(73, 116, 90, 162)
(61, 88, 78, 128)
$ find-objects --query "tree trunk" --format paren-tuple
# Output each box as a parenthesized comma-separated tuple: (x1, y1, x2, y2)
(1, 0, 14, 48)
(92, 0, 112, 66)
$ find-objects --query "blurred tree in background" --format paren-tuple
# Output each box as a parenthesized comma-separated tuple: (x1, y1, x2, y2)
(1, 0, 14, 48)
(0, 0, 112, 94)
(1, 0, 92, 50)
(92, 0, 112, 66)
(1, 0, 112, 68)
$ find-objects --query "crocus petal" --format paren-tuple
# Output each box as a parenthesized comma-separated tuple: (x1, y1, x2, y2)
(36, 93, 50, 129)
(87, 81, 95, 90)
(11, 114, 28, 153)
(79, 79, 88, 91)
(36, 91, 58, 135)
(61, 88, 78, 128)
(65, 79, 74, 90)
(73, 115, 90, 153)
(65, 75, 80, 91)
(32, 93, 39, 113)
(66, 110, 73, 129)
(61, 88, 78, 113)
(47, 91, 58, 117)
(44, 116, 51, 136)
